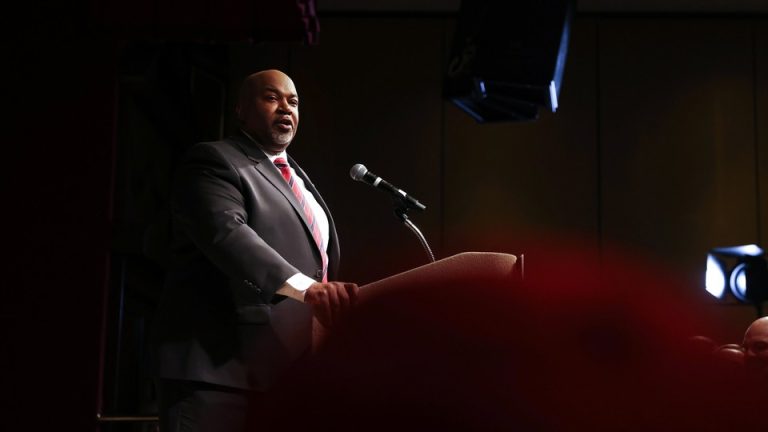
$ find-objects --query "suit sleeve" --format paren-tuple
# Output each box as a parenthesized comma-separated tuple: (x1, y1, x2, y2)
(171, 143, 300, 303)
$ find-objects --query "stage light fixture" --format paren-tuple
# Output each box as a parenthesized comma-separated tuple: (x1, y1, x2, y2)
(705, 244, 768, 317)
(705, 254, 727, 299)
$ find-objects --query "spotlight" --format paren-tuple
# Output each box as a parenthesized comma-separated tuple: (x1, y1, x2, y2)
(705, 244, 768, 317)
(705, 254, 727, 299)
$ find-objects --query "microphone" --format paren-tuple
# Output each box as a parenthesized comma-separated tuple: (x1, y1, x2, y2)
(350, 164, 426, 211)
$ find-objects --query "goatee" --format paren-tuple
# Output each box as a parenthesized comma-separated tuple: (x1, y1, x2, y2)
(271, 131, 293, 146)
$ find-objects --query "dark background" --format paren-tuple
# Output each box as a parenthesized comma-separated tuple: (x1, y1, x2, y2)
(2, 0, 766, 430)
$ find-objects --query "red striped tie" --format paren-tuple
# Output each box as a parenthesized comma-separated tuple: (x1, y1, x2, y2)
(274, 158, 328, 282)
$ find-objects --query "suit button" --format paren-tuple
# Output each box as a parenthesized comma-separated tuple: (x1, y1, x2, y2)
(315, 269, 324, 279)
(255, 288, 262, 294)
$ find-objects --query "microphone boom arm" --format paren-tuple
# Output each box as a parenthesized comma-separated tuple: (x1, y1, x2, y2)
(394, 203, 436, 263)
(351, 163, 435, 263)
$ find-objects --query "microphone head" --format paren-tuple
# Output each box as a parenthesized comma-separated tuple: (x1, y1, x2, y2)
(350, 164, 368, 181)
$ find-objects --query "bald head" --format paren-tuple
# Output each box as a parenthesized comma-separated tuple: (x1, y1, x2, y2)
(742, 316, 768, 381)
(236, 69, 299, 154)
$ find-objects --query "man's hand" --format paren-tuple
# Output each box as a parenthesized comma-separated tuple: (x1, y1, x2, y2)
(304, 281, 359, 328)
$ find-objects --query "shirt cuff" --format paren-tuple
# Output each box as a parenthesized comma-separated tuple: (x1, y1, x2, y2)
(275, 273, 316, 302)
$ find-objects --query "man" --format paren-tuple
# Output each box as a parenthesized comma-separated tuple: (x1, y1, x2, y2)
(152, 69, 358, 432)
(742, 316, 768, 383)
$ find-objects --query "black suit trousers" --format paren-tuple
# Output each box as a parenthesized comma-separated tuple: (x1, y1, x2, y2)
(157, 379, 259, 432)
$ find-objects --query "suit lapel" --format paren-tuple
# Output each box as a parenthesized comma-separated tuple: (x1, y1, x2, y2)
(231, 134, 328, 262)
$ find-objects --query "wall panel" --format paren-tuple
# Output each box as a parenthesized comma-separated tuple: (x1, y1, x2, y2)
(757, 20, 768, 249)
(599, 19, 759, 339)
(442, 19, 599, 256)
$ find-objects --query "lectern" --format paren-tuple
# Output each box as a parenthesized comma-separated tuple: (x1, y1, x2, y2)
(313, 252, 519, 347)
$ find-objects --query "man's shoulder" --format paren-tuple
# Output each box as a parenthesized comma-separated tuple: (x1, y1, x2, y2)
(187, 136, 242, 156)
(184, 135, 263, 163)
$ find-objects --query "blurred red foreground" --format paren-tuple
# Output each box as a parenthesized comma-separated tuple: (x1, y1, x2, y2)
(257, 236, 766, 431)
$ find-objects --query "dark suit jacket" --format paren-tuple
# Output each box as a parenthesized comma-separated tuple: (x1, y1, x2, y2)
(152, 133, 339, 391)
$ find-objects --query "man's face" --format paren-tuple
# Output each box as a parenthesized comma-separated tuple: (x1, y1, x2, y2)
(743, 317, 768, 380)
(238, 71, 299, 153)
